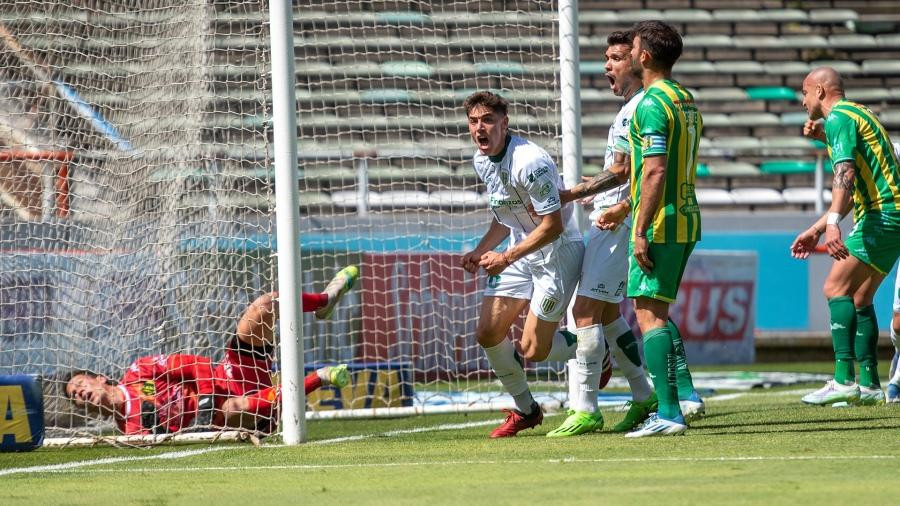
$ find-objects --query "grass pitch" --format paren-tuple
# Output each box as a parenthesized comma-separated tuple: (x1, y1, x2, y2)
(3, 362, 899, 505)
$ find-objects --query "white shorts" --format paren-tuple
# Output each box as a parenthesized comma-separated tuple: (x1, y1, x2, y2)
(576, 224, 629, 303)
(893, 268, 900, 313)
(483, 239, 585, 322)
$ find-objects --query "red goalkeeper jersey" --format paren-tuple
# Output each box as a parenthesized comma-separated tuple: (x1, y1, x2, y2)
(115, 354, 215, 435)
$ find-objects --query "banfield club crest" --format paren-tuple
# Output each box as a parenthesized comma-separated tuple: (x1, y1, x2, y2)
(540, 296, 558, 315)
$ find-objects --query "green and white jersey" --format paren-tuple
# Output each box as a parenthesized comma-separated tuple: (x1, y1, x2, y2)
(628, 79, 702, 244)
(825, 99, 900, 220)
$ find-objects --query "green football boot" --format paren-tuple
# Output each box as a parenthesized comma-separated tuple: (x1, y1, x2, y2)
(612, 391, 658, 433)
(546, 409, 604, 437)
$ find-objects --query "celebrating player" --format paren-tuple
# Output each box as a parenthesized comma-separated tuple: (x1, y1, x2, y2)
(63, 266, 359, 435)
(461, 91, 588, 438)
(793, 67, 900, 406)
(549, 31, 657, 437)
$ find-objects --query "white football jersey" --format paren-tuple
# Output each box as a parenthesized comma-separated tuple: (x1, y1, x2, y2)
(589, 89, 644, 221)
(473, 135, 582, 263)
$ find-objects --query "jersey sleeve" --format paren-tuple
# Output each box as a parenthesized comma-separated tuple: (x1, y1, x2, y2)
(634, 95, 669, 157)
(824, 113, 857, 164)
(516, 154, 561, 216)
(164, 354, 215, 396)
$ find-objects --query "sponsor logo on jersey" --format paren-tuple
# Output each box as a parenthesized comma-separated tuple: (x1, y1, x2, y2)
(538, 182, 552, 198)
(500, 170, 510, 185)
(641, 136, 652, 150)
(487, 275, 501, 289)
(141, 380, 156, 396)
(489, 196, 522, 207)
(540, 296, 559, 314)
(527, 166, 550, 182)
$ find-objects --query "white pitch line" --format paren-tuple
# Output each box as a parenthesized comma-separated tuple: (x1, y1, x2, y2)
(20, 454, 899, 475)
(0, 417, 523, 477)
(0, 446, 235, 477)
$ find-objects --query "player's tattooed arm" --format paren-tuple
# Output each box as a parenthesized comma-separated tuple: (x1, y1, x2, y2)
(559, 151, 630, 204)
(832, 161, 856, 191)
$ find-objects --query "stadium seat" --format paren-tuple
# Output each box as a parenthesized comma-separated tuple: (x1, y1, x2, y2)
(673, 61, 716, 74)
(616, 10, 663, 23)
(782, 187, 832, 205)
(808, 9, 859, 23)
(367, 165, 453, 180)
(683, 34, 733, 49)
(745, 87, 797, 101)
(695, 188, 734, 206)
(581, 62, 608, 76)
(763, 62, 811, 75)
(730, 112, 780, 126)
(298, 191, 333, 207)
(876, 34, 900, 48)
(696, 163, 710, 177)
(730, 188, 785, 205)
(862, 60, 900, 75)
(330, 190, 372, 208)
(376, 11, 432, 25)
(761, 137, 821, 154)
(811, 60, 861, 74)
(580, 88, 618, 103)
(360, 89, 414, 103)
(828, 34, 877, 49)
(845, 88, 893, 102)
(662, 9, 713, 23)
(881, 110, 900, 127)
(711, 10, 760, 22)
(706, 162, 761, 177)
(780, 112, 810, 126)
(757, 9, 808, 22)
(429, 190, 485, 207)
(711, 136, 761, 152)
(582, 163, 603, 177)
(381, 61, 433, 78)
(713, 61, 764, 74)
(301, 166, 357, 180)
(375, 190, 431, 207)
(475, 62, 526, 75)
(694, 87, 745, 102)
(760, 160, 817, 174)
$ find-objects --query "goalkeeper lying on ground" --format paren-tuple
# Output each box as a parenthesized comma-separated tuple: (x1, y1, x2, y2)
(63, 266, 358, 435)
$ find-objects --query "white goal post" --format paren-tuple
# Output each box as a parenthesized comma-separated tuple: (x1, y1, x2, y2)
(0, 0, 583, 446)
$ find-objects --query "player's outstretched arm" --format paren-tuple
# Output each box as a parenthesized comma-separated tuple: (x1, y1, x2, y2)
(559, 153, 630, 204)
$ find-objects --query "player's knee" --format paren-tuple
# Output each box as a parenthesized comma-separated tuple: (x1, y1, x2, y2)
(822, 279, 848, 299)
(475, 325, 504, 347)
(892, 313, 900, 335)
(572, 298, 603, 326)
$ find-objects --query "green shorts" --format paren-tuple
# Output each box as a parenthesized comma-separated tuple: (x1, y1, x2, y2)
(626, 241, 696, 302)
(845, 211, 900, 274)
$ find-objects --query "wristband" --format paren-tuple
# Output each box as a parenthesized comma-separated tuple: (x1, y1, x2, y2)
(635, 231, 647, 238)
(502, 252, 513, 266)
(826, 212, 842, 225)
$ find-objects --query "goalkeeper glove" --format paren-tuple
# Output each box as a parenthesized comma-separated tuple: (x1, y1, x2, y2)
(192, 394, 215, 428)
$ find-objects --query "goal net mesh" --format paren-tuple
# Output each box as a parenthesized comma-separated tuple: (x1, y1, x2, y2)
(0, 0, 563, 440)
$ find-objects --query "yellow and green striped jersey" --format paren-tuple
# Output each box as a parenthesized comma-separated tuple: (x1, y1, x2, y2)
(628, 79, 702, 243)
(825, 99, 900, 219)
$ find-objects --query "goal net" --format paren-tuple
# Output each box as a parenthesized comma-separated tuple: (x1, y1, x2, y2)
(0, 0, 564, 442)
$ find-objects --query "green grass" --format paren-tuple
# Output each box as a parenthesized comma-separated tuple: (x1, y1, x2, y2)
(3, 362, 900, 505)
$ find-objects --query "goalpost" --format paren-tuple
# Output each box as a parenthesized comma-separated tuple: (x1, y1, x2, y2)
(0, 0, 581, 446)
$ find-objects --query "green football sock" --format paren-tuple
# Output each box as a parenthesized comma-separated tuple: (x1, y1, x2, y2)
(827, 296, 857, 385)
(855, 305, 880, 388)
(668, 318, 697, 400)
(642, 327, 680, 420)
(615, 329, 642, 368)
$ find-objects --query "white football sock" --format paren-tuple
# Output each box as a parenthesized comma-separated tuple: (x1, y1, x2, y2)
(605, 317, 654, 402)
(566, 358, 579, 410)
(572, 324, 606, 413)
(891, 328, 900, 385)
(544, 330, 577, 362)
(483, 338, 534, 413)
